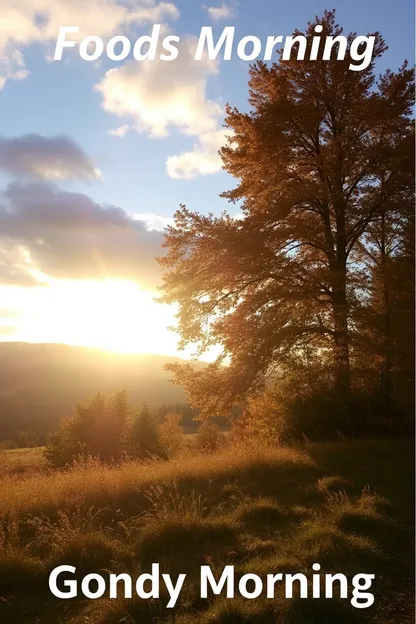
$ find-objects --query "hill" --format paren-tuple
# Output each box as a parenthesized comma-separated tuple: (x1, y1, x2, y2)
(0, 342, 192, 439)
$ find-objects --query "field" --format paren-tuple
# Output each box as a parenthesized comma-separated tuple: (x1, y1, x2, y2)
(0, 446, 46, 474)
(0, 439, 413, 623)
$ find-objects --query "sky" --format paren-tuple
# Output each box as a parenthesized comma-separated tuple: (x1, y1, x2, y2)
(0, 0, 414, 356)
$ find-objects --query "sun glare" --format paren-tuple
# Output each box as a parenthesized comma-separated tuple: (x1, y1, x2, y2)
(4, 279, 182, 356)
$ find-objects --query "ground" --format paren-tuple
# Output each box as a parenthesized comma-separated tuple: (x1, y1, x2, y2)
(0, 439, 413, 623)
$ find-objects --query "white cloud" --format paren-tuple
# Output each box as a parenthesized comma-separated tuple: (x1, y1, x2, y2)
(108, 125, 130, 137)
(204, 3, 234, 21)
(0, 49, 29, 90)
(0, 0, 179, 88)
(96, 36, 221, 137)
(167, 128, 231, 179)
(134, 212, 173, 230)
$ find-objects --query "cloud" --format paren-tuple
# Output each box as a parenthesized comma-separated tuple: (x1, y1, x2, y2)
(96, 34, 227, 179)
(108, 125, 130, 137)
(134, 212, 173, 230)
(204, 3, 234, 21)
(0, 134, 101, 181)
(0, 49, 29, 90)
(0, 243, 40, 287)
(0, 181, 164, 288)
(167, 128, 231, 179)
(96, 36, 221, 137)
(0, 0, 179, 88)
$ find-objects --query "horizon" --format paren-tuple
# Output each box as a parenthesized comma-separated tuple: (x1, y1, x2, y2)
(0, 339, 211, 361)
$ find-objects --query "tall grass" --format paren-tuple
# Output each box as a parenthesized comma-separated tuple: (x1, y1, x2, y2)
(0, 446, 313, 518)
(0, 440, 413, 624)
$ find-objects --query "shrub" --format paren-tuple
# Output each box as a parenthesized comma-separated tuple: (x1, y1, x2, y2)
(159, 413, 183, 457)
(230, 375, 403, 445)
(196, 421, 222, 453)
(231, 391, 291, 447)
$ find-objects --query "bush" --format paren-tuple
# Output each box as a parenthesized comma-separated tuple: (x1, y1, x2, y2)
(159, 413, 183, 457)
(230, 370, 413, 445)
(231, 391, 290, 447)
(196, 421, 222, 453)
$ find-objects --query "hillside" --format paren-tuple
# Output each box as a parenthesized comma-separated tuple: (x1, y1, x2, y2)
(0, 343, 191, 438)
(0, 439, 413, 623)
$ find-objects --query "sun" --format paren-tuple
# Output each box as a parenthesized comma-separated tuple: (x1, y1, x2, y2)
(11, 279, 181, 356)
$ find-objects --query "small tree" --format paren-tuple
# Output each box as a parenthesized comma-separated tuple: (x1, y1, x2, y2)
(128, 404, 163, 459)
(159, 413, 183, 457)
(45, 414, 87, 468)
(196, 421, 222, 453)
(231, 391, 288, 448)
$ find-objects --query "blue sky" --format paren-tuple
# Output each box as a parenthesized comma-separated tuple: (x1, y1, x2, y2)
(0, 0, 413, 354)
(0, 0, 413, 217)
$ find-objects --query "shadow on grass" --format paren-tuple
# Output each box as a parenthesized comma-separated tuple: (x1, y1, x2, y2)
(139, 518, 239, 576)
(233, 498, 308, 536)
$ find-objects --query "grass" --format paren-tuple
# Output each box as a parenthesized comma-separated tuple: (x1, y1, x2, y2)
(0, 446, 45, 475)
(0, 439, 413, 623)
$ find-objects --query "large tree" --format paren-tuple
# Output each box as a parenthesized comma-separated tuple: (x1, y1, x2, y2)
(159, 11, 414, 418)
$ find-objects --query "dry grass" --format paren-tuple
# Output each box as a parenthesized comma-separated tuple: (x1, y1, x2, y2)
(0, 440, 413, 624)
(0, 446, 313, 518)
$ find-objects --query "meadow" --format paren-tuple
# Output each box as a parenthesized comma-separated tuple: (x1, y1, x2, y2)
(0, 438, 413, 623)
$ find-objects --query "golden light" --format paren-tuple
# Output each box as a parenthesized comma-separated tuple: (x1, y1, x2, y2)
(1, 279, 182, 356)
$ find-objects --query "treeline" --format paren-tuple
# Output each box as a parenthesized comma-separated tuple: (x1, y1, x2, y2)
(157, 403, 229, 430)
(0, 401, 228, 450)
(44, 391, 224, 468)
(0, 430, 47, 450)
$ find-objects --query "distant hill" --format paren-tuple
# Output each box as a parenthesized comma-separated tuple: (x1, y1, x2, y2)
(0, 343, 192, 439)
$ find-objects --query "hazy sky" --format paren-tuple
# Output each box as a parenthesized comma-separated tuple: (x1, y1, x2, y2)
(0, 0, 414, 355)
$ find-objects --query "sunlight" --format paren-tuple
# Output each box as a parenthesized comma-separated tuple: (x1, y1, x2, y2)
(0, 279, 222, 360)
(5, 279, 182, 356)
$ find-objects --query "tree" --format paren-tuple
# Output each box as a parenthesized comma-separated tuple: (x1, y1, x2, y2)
(354, 186, 414, 419)
(45, 391, 131, 467)
(196, 421, 222, 453)
(159, 11, 414, 419)
(128, 404, 163, 459)
(159, 412, 183, 457)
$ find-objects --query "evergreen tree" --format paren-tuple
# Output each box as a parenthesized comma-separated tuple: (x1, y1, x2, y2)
(128, 404, 163, 459)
